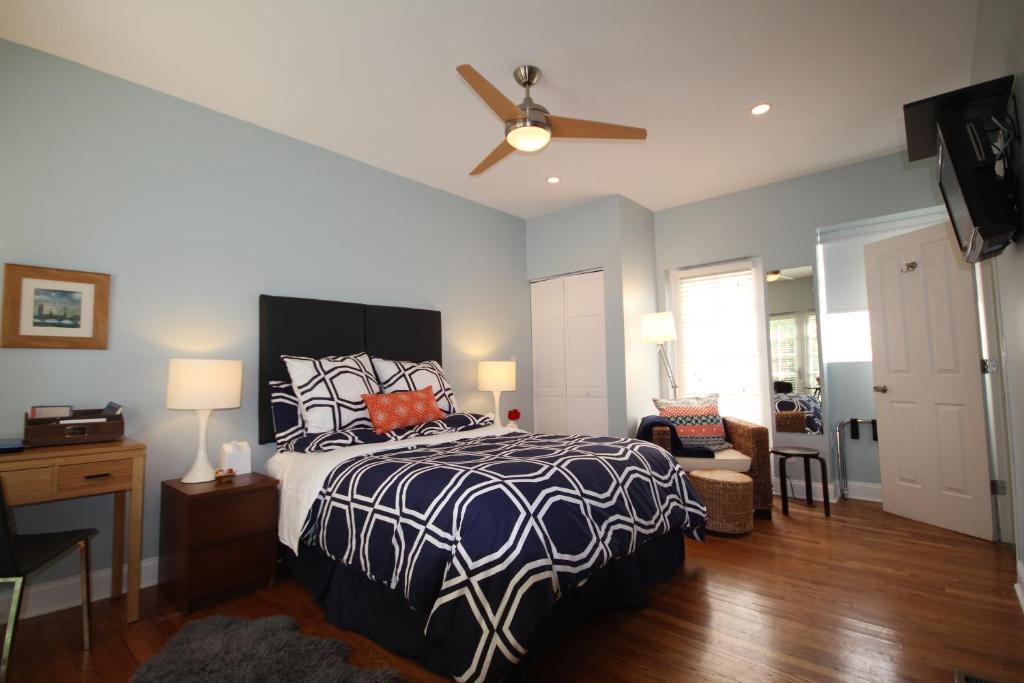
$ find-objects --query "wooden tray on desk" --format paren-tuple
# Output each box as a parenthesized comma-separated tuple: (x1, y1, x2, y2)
(24, 409, 124, 447)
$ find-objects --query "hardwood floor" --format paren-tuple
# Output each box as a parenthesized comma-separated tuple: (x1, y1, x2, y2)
(8, 498, 1023, 682)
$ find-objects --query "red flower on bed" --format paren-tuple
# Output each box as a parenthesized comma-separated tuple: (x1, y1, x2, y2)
(507, 408, 521, 422)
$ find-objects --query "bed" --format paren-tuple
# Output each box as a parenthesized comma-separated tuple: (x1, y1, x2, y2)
(773, 392, 823, 434)
(258, 294, 707, 682)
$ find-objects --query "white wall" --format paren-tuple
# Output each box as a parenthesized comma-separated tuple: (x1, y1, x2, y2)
(0, 40, 531, 584)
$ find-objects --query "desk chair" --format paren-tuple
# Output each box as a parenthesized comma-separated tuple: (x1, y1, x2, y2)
(0, 480, 97, 681)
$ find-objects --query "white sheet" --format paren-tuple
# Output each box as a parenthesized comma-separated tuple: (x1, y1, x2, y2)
(267, 423, 518, 553)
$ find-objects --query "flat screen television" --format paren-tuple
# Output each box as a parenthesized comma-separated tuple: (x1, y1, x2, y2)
(904, 76, 1021, 263)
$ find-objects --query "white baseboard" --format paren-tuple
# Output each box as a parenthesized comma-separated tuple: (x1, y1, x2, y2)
(771, 477, 882, 503)
(0, 556, 160, 622)
(1017, 561, 1024, 616)
(845, 481, 882, 502)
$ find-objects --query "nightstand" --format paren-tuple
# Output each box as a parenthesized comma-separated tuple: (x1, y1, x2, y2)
(158, 473, 278, 613)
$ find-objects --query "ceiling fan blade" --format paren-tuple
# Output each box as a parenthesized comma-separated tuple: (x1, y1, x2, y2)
(470, 140, 515, 175)
(456, 64, 522, 122)
(548, 115, 647, 140)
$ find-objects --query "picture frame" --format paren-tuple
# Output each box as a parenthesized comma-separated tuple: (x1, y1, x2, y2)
(1, 264, 110, 349)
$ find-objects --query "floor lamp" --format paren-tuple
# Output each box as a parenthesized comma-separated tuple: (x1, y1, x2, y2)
(642, 312, 679, 399)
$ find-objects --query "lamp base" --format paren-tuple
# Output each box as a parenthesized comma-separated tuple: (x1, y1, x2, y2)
(181, 409, 216, 484)
(492, 390, 504, 428)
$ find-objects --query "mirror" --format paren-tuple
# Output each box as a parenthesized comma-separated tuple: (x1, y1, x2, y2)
(766, 266, 823, 434)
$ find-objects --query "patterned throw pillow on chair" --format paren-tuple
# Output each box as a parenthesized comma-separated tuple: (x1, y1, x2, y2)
(283, 352, 380, 434)
(653, 394, 732, 452)
(371, 358, 458, 414)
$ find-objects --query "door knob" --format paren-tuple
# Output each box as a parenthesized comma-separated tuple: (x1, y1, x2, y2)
(873, 385, 888, 393)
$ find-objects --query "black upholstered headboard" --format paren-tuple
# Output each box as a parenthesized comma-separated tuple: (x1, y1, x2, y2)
(258, 294, 442, 444)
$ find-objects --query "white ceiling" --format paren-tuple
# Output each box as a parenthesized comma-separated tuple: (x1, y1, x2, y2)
(0, 0, 979, 219)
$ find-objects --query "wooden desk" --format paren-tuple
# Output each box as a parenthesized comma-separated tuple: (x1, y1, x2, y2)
(0, 439, 145, 622)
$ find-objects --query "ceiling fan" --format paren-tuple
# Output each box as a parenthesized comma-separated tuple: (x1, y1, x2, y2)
(456, 64, 647, 175)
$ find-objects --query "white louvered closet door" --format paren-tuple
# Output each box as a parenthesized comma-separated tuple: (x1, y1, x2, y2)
(531, 277, 568, 433)
(531, 271, 608, 436)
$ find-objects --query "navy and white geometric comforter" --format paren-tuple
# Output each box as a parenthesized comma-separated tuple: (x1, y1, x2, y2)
(301, 431, 706, 682)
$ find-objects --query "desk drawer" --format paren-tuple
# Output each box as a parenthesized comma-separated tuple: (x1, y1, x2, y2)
(0, 467, 55, 505)
(58, 459, 133, 495)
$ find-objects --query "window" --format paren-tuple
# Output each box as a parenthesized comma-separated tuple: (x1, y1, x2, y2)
(769, 311, 820, 393)
(805, 313, 820, 389)
(769, 317, 799, 387)
(671, 261, 769, 425)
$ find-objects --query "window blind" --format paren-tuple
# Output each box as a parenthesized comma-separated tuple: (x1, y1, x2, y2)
(672, 265, 765, 424)
(769, 317, 799, 388)
(805, 314, 820, 389)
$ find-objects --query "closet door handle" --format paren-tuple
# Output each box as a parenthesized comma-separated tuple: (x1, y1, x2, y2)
(873, 385, 888, 394)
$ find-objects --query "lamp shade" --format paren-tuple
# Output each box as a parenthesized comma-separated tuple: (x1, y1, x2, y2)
(478, 360, 516, 392)
(641, 312, 678, 344)
(166, 359, 243, 410)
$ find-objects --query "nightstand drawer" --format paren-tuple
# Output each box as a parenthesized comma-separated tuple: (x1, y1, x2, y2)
(57, 459, 133, 495)
(187, 488, 277, 548)
(186, 532, 276, 601)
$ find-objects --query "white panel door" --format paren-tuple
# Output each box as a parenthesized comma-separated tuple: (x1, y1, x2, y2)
(865, 223, 993, 539)
(531, 277, 567, 434)
(564, 271, 608, 435)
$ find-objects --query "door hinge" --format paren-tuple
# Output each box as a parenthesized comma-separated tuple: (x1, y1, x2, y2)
(981, 358, 998, 375)
(990, 480, 1007, 495)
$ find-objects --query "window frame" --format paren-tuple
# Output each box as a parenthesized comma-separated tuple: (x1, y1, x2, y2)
(668, 258, 771, 428)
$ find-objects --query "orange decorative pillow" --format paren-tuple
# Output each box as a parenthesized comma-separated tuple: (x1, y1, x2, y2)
(362, 385, 444, 434)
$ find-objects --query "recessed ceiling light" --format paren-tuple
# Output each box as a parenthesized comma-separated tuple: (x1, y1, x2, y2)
(750, 103, 772, 116)
(546, 176, 561, 184)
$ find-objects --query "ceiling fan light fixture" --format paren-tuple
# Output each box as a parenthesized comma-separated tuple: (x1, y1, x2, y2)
(505, 120, 551, 152)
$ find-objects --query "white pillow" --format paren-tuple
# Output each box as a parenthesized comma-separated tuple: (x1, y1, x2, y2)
(370, 358, 458, 414)
(282, 352, 380, 434)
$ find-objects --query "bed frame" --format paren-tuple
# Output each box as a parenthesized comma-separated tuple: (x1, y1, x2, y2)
(257, 294, 442, 445)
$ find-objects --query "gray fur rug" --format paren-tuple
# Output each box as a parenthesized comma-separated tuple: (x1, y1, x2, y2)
(132, 615, 402, 683)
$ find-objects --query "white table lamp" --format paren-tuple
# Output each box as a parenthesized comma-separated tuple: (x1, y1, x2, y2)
(167, 358, 243, 484)
(478, 360, 516, 427)
(642, 312, 679, 399)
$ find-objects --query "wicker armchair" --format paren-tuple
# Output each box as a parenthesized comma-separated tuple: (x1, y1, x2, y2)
(775, 410, 808, 433)
(651, 417, 772, 519)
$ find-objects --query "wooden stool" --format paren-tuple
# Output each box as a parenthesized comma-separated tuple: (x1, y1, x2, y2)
(773, 447, 830, 517)
(688, 470, 753, 534)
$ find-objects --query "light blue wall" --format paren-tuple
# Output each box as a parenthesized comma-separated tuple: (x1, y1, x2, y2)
(618, 197, 660, 434)
(970, 0, 1024, 572)
(654, 152, 944, 487)
(0, 40, 530, 583)
(526, 196, 628, 436)
(525, 195, 661, 438)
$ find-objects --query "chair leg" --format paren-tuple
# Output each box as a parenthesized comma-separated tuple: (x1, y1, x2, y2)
(817, 457, 831, 517)
(0, 577, 24, 683)
(802, 456, 814, 506)
(79, 539, 91, 651)
(779, 455, 790, 516)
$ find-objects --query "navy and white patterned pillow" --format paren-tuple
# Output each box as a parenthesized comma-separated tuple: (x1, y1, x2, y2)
(371, 358, 458, 414)
(270, 380, 305, 448)
(282, 412, 493, 453)
(283, 352, 380, 434)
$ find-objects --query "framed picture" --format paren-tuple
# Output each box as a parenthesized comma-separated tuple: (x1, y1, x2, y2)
(1, 264, 110, 349)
